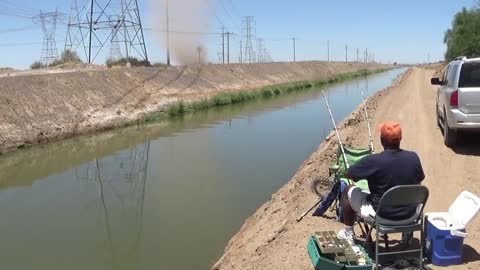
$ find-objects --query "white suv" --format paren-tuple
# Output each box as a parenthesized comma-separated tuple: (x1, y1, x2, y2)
(431, 56, 480, 147)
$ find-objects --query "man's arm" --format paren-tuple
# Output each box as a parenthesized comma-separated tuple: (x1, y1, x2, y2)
(345, 155, 377, 182)
(416, 154, 425, 182)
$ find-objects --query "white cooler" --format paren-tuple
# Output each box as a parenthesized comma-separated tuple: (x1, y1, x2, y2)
(425, 191, 480, 266)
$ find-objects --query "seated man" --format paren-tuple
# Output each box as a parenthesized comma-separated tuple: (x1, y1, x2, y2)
(338, 121, 425, 245)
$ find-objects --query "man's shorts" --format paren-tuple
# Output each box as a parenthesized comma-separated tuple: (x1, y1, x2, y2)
(347, 186, 376, 219)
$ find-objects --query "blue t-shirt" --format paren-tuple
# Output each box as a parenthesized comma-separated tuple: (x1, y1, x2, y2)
(347, 148, 425, 220)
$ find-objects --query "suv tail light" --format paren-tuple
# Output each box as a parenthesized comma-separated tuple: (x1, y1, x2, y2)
(450, 90, 459, 108)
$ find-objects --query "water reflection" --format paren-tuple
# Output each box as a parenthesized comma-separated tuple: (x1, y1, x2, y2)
(74, 140, 150, 270)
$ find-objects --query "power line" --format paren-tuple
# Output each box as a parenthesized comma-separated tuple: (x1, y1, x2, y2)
(144, 28, 220, 35)
(0, 11, 33, 19)
(0, 41, 42, 47)
(216, 0, 241, 32)
(0, 0, 37, 12)
(225, 0, 242, 19)
(0, 25, 37, 34)
(0, 2, 36, 18)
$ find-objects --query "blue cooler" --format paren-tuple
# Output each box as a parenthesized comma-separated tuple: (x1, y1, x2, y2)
(425, 191, 480, 266)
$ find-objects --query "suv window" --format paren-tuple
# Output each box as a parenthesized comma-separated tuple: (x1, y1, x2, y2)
(447, 65, 458, 87)
(442, 65, 450, 83)
(459, 62, 480, 87)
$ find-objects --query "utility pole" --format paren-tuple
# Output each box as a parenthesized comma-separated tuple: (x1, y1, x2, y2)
(345, 45, 348, 62)
(197, 46, 202, 64)
(226, 32, 231, 64)
(221, 26, 225, 64)
(327, 40, 330, 62)
(166, 0, 171, 66)
(291, 37, 296, 62)
(239, 40, 242, 63)
(356, 48, 359, 62)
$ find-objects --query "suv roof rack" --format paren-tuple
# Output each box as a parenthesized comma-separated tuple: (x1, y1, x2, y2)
(454, 56, 467, 61)
(464, 57, 480, 62)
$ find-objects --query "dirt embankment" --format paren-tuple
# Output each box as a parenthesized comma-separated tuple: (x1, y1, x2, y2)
(213, 68, 480, 270)
(0, 61, 386, 153)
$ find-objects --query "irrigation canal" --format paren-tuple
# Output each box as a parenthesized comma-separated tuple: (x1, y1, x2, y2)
(0, 68, 406, 270)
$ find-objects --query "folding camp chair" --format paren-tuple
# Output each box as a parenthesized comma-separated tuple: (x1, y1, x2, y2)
(357, 185, 429, 268)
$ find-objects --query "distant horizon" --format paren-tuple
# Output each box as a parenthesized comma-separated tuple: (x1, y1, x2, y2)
(0, 0, 476, 69)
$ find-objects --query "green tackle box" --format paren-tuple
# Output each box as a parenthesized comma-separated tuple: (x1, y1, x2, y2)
(307, 235, 373, 270)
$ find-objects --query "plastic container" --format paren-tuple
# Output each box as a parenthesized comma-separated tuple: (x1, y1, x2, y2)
(425, 191, 480, 266)
(307, 235, 343, 270)
(307, 235, 373, 270)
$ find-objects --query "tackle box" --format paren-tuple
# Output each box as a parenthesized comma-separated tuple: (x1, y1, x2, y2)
(307, 234, 373, 270)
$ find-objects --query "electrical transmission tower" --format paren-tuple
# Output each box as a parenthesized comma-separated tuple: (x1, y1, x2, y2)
(256, 38, 264, 63)
(33, 10, 64, 66)
(109, 32, 122, 60)
(242, 16, 256, 63)
(65, 0, 149, 64)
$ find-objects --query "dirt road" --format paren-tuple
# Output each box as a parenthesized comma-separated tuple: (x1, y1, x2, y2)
(371, 68, 480, 269)
(213, 68, 480, 270)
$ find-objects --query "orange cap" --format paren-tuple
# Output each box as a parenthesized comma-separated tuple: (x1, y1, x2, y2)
(378, 121, 402, 144)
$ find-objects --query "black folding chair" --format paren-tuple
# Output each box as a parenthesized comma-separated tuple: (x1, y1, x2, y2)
(357, 185, 429, 268)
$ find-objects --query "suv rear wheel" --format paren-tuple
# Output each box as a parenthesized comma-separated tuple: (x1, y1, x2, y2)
(443, 111, 457, 147)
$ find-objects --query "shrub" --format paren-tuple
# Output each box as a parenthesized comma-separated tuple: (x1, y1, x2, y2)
(261, 88, 273, 97)
(49, 49, 83, 67)
(152, 62, 168, 67)
(213, 94, 232, 105)
(106, 57, 150, 67)
(30, 61, 45, 69)
(167, 101, 187, 116)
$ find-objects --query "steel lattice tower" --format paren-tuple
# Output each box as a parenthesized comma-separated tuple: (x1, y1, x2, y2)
(65, 0, 149, 64)
(109, 22, 123, 61)
(256, 38, 264, 63)
(242, 16, 256, 64)
(33, 10, 64, 66)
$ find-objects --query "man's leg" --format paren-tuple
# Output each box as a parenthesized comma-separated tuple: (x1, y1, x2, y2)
(341, 185, 356, 226)
(338, 185, 358, 246)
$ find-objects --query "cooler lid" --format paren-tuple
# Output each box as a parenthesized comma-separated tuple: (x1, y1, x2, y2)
(449, 191, 480, 226)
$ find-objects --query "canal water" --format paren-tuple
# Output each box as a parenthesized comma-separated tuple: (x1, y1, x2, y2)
(0, 68, 406, 270)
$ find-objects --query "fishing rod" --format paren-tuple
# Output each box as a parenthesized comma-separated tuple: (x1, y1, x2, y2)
(296, 196, 324, 222)
(297, 91, 350, 223)
(322, 90, 350, 170)
(361, 91, 375, 154)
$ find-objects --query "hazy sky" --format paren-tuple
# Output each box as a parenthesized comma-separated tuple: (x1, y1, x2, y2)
(0, 0, 477, 69)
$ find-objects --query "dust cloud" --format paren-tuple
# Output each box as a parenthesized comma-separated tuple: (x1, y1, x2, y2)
(148, 0, 214, 65)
